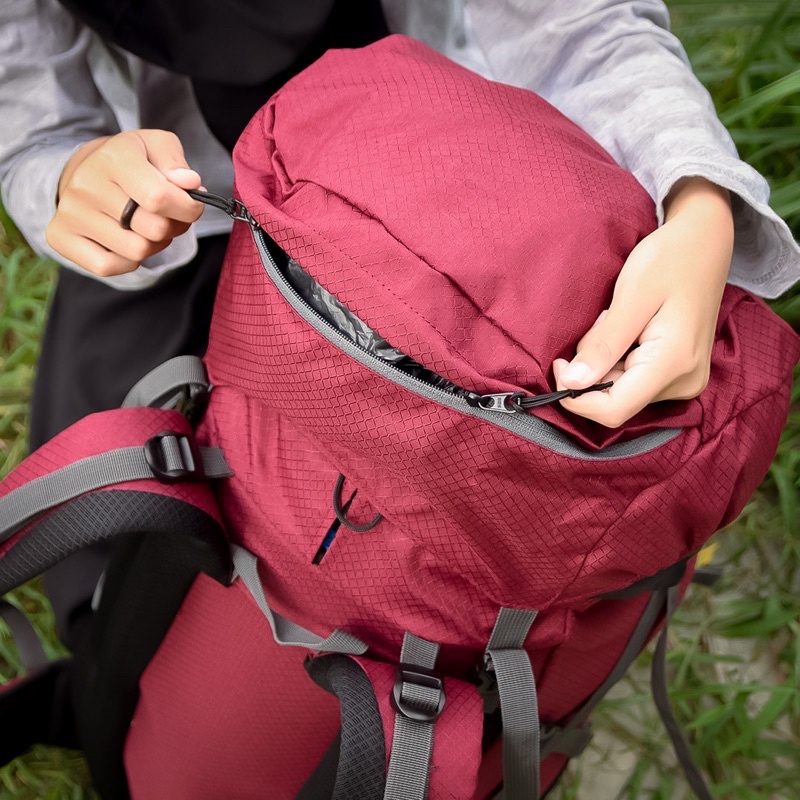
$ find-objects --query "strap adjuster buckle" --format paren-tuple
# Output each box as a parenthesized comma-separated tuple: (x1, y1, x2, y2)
(144, 431, 203, 483)
(391, 665, 446, 723)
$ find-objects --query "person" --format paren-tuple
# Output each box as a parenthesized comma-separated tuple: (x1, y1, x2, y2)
(1, 0, 799, 644)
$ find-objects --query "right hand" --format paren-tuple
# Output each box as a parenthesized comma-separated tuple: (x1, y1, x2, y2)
(46, 129, 205, 277)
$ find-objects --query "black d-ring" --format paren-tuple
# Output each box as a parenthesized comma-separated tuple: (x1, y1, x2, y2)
(332, 474, 383, 532)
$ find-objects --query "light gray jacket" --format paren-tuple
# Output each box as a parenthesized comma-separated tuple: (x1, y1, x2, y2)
(1, 0, 798, 295)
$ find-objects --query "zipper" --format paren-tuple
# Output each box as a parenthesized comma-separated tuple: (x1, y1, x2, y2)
(197, 191, 682, 461)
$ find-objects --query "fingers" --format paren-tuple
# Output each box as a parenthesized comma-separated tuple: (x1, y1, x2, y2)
(47, 188, 192, 277)
(552, 192, 733, 429)
(554, 302, 713, 427)
(555, 343, 672, 429)
(46, 130, 204, 276)
(558, 259, 661, 391)
(116, 131, 204, 224)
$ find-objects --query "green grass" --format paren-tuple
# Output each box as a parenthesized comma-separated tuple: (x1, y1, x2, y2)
(552, 2, 800, 797)
(1, 2, 800, 797)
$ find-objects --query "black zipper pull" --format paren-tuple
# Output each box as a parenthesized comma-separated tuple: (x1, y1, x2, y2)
(467, 382, 613, 414)
(186, 189, 257, 226)
(515, 382, 614, 410)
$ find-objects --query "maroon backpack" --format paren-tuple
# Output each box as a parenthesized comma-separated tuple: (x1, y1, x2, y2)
(1, 36, 798, 800)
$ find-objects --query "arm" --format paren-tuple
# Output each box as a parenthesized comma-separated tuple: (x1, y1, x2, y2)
(0, 0, 119, 259)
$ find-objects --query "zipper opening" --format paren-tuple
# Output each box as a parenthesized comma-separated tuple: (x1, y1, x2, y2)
(206, 192, 682, 461)
(258, 227, 533, 411)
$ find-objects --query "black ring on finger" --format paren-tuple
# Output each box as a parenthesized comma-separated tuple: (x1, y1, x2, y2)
(119, 198, 139, 230)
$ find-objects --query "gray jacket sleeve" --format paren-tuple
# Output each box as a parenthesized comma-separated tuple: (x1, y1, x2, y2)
(0, 0, 223, 290)
(0, 0, 120, 262)
(386, 0, 800, 298)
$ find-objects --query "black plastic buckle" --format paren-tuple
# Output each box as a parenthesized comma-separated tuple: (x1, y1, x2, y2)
(144, 431, 203, 484)
(391, 665, 446, 723)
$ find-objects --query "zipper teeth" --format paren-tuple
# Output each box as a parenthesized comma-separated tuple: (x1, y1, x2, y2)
(251, 226, 682, 462)
(258, 235, 458, 400)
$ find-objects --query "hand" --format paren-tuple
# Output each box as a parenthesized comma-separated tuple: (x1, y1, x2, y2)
(45, 129, 205, 277)
(553, 177, 734, 428)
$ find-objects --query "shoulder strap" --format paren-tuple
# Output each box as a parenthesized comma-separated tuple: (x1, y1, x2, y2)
(0, 408, 231, 595)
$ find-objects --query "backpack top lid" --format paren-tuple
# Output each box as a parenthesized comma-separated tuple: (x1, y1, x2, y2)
(231, 35, 664, 446)
(230, 34, 797, 449)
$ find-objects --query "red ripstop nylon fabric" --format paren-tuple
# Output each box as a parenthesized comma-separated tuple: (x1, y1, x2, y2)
(186, 35, 800, 797)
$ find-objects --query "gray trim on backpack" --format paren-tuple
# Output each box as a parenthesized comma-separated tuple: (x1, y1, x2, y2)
(231, 545, 368, 655)
(253, 227, 682, 462)
(122, 355, 211, 409)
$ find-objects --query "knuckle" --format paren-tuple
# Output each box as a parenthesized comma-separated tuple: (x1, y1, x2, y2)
(671, 347, 711, 395)
(598, 410, 628, 429)
(126, 237, 155, 263)
(140, 184, 171, 211)
(90, 253, 123, 277)
(146, 216, 174, 242)
(44, 220, 60, 248)
(675, 370, 710, 400)
(587, 338, 615, 365)
(146, 129, 180, 148)
(99, 135, 128, 162)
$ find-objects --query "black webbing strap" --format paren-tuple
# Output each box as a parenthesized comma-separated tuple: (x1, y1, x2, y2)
(548, 578, 716, 798)
(542, 591, 666, 759)
(0, 659, 77, 764)
(0, 605, 78, 765)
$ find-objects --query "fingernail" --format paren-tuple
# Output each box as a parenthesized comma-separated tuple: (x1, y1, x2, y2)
(165, 167, 199, 182)
(560, 362, 592, 385)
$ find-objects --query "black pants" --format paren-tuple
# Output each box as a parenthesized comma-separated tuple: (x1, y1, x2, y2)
(31, 235, 228, 649)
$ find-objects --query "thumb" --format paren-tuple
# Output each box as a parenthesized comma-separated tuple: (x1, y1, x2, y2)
(558, 301, 654, 390)
(138, 130, 202, 189)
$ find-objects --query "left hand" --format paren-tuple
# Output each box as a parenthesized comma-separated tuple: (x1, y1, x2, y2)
(553, 177, 734, 428)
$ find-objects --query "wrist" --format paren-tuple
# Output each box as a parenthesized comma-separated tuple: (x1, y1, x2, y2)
(664, 176, 732, 224)
(663, 177, 734, 277)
